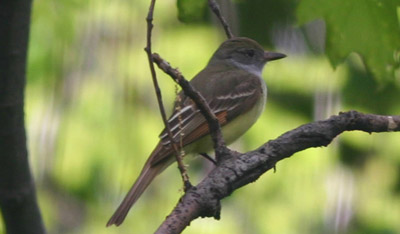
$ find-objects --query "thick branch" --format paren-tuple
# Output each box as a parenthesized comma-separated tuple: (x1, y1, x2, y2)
(155, 111, 400, 233)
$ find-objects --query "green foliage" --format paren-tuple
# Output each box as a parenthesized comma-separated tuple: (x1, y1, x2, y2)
(14, 0, 400, 233)
(176, 0, 299, 47)
(28, 0, 88, 85)
(177, 0, 400, 82)
(342, 55, 400, 113)
(237, 0, 299, 47)
(297, 0, 400, 82)
(177, 0, 208, 23)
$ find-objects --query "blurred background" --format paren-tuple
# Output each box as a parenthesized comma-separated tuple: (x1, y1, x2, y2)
(1, 0, 399, 233)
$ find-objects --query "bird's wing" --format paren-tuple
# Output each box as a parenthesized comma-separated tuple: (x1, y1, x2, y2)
(150, 69, 264, 166)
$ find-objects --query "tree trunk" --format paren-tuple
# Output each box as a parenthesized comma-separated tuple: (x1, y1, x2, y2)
(0, 0, 46, 233)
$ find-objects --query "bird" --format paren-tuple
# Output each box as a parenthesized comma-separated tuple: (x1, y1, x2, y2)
(107, 37, 286, 226)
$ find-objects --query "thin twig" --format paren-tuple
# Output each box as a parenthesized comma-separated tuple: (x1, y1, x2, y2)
(144, 0, 191, 190)
(208, 0, 234, 39)
(152, 53, 230, 160)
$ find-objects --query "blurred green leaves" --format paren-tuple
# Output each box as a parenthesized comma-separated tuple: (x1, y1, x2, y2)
(237, 0, 298, 47)
(28, 0, 88, 85)
(297, 0, 400, 82)
(177, 0, 400, 81)
(177, 0, 208, 23)
(21, 0, 400, 233)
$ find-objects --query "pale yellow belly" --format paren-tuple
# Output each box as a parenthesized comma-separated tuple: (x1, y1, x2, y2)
(185, 83, 267, 154)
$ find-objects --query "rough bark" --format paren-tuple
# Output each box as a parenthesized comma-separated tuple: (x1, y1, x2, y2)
(155, 111, 400, 233)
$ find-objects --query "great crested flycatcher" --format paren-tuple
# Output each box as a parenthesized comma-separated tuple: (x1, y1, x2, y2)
(107, 37, 286, 226)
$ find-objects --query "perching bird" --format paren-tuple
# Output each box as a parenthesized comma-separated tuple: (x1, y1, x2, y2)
(107, 37, 286, 226)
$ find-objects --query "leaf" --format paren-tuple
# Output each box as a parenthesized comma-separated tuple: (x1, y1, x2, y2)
(177, 0, 208, 23)
(297, 0, 400, 82)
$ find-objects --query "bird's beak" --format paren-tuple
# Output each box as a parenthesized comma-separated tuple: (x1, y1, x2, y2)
(264, 51, 286, 61)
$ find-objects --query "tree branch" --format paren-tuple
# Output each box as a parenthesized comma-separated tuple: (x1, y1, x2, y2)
(155, 111, 400, 233)
(144, 0, 191, 190)
(208, 0, 234, 39)
(0, 0, 46, 233)
(145, 0, 235, 194)
(152, 53, 230, 161)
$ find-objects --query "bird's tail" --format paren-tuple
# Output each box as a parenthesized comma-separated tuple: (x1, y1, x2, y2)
(106, 147, 172, 227)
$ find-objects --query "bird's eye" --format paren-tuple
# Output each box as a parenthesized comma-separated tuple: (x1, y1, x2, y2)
(245, 50, 255, 57)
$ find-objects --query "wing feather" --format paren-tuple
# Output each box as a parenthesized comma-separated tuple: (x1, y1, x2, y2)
(151, 69, 264, 166)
